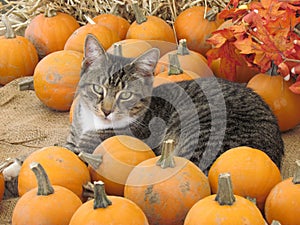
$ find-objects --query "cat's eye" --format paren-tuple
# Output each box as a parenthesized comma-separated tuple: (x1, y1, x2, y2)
(119, 91, 132, 100)
(92, 84, 104, 95)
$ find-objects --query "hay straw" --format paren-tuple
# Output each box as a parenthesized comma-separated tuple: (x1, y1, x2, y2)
(0, 0, 230, 35)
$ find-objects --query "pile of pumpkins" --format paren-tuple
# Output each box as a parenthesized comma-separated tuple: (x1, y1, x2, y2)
(0, 2, 300, 224)
(0, 135, 298, 224)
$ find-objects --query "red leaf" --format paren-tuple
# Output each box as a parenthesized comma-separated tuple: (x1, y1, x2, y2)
(289, 81, 300, 94)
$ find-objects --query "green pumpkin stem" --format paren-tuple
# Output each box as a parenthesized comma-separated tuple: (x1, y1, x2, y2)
(168, 53, 183, 75)
(113, 43, 123, 56)
(292, 160, 300, 184)
(30, 162, 54, 196)
(78, 152, 103, 170)
(156, 139, 176, 169)
(93, 181, 112, 209)
(2, 15, 16, 39)
(204, 6, 219, 21)
(177, 39, 190, 55)
(131, 0, 147, 24)
(215, 173, 236, 205)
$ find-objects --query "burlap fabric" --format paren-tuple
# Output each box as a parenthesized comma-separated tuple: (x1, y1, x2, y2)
(0, 77, 299, 224)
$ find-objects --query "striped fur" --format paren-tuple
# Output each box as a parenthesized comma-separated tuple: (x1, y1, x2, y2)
(65, 35, 284, 174)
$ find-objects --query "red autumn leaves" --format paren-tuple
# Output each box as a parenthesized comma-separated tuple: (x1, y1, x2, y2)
(206, 0, 300, 94)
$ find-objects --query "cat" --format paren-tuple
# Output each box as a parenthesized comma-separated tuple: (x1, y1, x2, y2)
(65, 34, 284, 175)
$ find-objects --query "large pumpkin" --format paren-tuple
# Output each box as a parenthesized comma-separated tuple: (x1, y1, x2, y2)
(264, 160, 300, 225)
(155, 39, 213, 77)
(184, 173, 266, 225)
(92, 13, 130, 40)
(0, 15, 39, 85)
(69, 181, 149, 225)
(33, 50, 83, 111)
(124, 139, 211, 225)
(106, 39, 152, 57)
(247, 72, 300, 131)
(12, 162, 82, 225)
(18, 146, 91, 201)
(208, 146, 282, 212)
(126, 2, 176, 43)
(174, 6, 223, 56)
(80, 135, 155, 196)
(24, 8, 80, 59)
(64, 23, 120, 53)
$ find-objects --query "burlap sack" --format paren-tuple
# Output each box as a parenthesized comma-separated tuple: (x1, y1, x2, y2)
(0, 77, 299, 224)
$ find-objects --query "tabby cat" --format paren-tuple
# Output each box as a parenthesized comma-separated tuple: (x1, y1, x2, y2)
(66, 34, 284, 174)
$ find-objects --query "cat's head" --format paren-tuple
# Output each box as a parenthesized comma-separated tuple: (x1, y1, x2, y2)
(77, 34, 160, 128)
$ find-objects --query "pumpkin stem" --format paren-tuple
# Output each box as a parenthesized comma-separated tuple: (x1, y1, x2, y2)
(271, 220, 281, 225)
(204, 6, 219, 21)
(177, 39, 190, 55)
(131, 0, 147, 24)
(44, 5, 57, 18)
(82, 181, 95, 199)
(292, 160, 300, 184)
(93, 181, 112, 209)
(267, 61, 279, 76)
(78, 152, 103, 170)
(168, 53, 183, 75)
(113, 43, 123, 56)
(215, 173, 236, 205)
(30, 162, 54, 196)
(2, 15, 16, 39)
(156, 139, 176, 169)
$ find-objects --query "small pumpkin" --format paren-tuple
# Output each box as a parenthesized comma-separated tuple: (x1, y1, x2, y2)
(0, 15, 39, 85)
(124, 139, 211, 225)
(92, 13, 130, 40)
(153, 53, 210, 87)
(155, 39, 213, 76)
(208, 146, 282, 212)
(264, 160, 300, 225)
(64, 23, 120, 53)
(69, 181, 149, 225)
(247, 67, 300, 131)
(174, 6, 223, 56)
(106, 39, 152, 58)
(18, 146, 91, 201)
(79, 135, 155, 196)
(24, 7, 80, 59)
(33, 50, 83, 111)
(184, 173, 266, 225)
(126, 1, 176, 43)
(12, 162, 82, 225)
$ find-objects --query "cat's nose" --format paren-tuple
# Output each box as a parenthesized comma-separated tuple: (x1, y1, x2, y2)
(102, 109, 112, 117)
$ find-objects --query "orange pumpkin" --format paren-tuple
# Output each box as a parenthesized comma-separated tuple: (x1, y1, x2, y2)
(0, 15, 39, 85)
(24, 8, 80, 59)
(0, 173, 4, 202)
(69, 181, 149, 225)
(184, 173, 266, 225)
(12, 162, 82, 225)
(124, 140, 211, 225)
(208, 146, 282, 212)
(247, 72, 300, 131)
(264, 160, 300, 225)
(145, 40, 177, 56)
(33, 50, 83, 111)
(79, 135, 155, 196)
(126, 2, 176, 43)
(106, 39, 152, 57)
(18, 146, 91, 201)
(174, 6, 223, 56)
(155, 39, 213, 77)
(92, 13, 130, 40)
(153, 53, 211, 87)
(64, 23, 120, 53)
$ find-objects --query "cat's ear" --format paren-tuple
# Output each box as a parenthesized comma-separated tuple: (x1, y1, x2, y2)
(131, 48, 160, 76)
(82, 34, 106, 67)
